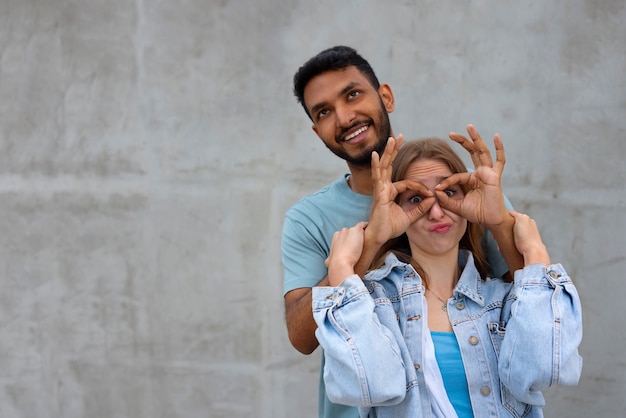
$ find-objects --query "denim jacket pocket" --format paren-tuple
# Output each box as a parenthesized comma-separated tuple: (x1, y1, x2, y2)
(488, 323, 532, 418)
(500, 382, 532, 418)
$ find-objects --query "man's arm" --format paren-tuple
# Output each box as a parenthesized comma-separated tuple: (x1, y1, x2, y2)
(282, 215, 328, 354)
(283, 136, 418, 353)
(284, 279, 327, 354)
(486, 215, 524, 281)
(439, 125, 524, 279)
(353, 239, 383, 277)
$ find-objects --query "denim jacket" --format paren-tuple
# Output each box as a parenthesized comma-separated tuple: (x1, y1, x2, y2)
(312, 251, 583, 418)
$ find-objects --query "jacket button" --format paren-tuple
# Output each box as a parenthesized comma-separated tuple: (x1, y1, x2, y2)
(480, 386, 491, 396)
(414, 363, 421, 370)
(548, 270, 560, 279)
(455, 301, 465, 310)
(469, 336, 479, 345)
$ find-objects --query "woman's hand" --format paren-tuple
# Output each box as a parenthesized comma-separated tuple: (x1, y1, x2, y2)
(510, 211, 551, 266)
(435, 124, 509, 227)
(326, 222, 368, 286)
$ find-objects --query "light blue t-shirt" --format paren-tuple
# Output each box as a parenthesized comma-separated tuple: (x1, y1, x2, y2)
(282, 175, 513, 418)
(432, 331, 474, 417)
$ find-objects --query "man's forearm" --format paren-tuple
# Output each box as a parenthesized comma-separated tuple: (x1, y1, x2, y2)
(284, 276, 329, 355)
(487, 215, 524, 279)
(354, 236, 384, 277)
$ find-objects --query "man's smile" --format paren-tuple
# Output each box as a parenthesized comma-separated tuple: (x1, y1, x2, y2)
(340, 124, 369, 143)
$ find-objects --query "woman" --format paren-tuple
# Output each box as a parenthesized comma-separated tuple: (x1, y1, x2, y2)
(312, 127, 583, 417)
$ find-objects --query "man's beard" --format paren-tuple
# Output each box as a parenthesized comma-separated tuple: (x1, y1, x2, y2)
(328, 102, 392, 167)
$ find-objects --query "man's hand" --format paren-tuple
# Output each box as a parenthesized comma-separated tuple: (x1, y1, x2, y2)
(354, 135, 434, 276)
(366, 135, 435, 245)
(435, 124, 508, 227)
(436, 124, 524, 277)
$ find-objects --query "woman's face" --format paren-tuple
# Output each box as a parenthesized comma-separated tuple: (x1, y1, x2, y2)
(397, 159, 467, 259)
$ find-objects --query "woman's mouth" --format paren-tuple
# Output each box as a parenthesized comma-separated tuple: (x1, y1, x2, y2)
(430, 223, 451, 233)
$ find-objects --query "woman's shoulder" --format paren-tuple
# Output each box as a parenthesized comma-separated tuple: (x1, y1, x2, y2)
(364, 253, 422, 298)
(365, 252, 417, 281)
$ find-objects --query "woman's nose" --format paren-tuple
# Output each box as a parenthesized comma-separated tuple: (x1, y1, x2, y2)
(428, 199, 445, 220)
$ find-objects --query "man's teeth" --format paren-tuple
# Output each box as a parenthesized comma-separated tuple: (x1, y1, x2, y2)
(345, 126, 368, 141)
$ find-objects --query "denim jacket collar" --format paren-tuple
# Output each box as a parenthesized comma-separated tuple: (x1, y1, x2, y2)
(364, 252, 420, 285)
(365, 250, 487, 307)
(454, 250, 486, 307)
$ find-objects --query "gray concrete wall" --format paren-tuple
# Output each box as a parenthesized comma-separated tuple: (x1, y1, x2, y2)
(0, 0, 624, 417)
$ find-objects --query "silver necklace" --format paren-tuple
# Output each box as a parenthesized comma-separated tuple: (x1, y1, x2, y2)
(428, 289, 450, 312)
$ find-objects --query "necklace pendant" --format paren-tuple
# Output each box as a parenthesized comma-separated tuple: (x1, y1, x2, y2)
(441, 304, 447, 312)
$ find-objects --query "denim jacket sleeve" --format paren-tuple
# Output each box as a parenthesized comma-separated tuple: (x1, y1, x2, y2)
(312, 275, 407, 407)
(498, 263, 583, 405)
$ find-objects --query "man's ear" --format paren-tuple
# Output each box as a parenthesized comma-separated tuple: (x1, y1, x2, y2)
(378, 83, 395, 113)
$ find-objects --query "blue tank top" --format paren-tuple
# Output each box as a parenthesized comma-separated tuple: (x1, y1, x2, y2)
(431, 331, 474, 418)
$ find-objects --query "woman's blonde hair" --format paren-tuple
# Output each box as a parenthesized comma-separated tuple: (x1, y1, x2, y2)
(370, 138, 488, 281)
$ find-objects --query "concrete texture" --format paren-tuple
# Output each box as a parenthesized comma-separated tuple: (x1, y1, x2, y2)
(0, 0, 624, 416)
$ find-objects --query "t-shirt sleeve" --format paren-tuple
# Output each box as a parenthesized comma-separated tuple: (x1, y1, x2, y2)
(281, 213, 329, 295)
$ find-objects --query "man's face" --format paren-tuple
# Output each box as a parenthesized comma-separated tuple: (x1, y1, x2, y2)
(303, 66, 394, 167)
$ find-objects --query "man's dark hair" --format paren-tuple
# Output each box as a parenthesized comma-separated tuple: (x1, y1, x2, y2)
(293, 46, 381, 119)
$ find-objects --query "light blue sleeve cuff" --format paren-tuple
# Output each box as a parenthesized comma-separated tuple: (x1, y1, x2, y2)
(312, 274, 367, 310)
(513, 263, 571, 287)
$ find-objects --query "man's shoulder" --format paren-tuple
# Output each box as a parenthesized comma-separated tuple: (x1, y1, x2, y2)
(283, 175, 371, 240)
(286, 176, 349, 215)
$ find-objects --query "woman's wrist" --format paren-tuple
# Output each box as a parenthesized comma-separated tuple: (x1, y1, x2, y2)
(328, 263, 356, 287)
(522, 245, 550, 266)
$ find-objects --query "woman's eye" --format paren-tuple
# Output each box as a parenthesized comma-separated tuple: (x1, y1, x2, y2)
(445, 187, 464, 199)
(409, 195, 424, 204)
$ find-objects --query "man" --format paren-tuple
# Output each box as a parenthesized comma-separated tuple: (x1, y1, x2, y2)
(282, 45, 517, 418)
